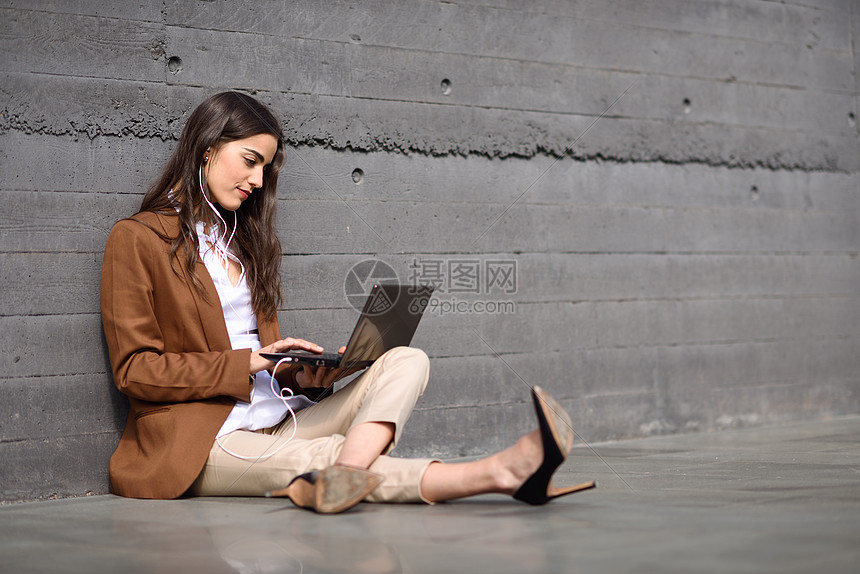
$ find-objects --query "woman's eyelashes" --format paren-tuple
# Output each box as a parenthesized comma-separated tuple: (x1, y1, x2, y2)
(245, 157, 272, 172)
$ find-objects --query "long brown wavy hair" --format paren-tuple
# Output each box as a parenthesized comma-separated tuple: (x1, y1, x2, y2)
(137, 91, 285, 321)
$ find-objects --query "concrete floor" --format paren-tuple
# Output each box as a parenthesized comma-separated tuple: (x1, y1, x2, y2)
(2, 416, 859, 574)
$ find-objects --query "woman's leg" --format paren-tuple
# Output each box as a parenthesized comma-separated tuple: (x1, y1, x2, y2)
(282, 346, 430, 459)
(420, 385, 595, 504)
(187, 426, 543, 503)
(280, 350, 575, 504)
(335, 421, 396, 469)
(194, 345, 583, 506)
(418, 430, 544, 502)
(190, 347, 431, 500)
(283, 345, 547, 502)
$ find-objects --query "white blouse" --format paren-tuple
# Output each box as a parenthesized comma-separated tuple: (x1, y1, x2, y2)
(196, 222, 314, 438)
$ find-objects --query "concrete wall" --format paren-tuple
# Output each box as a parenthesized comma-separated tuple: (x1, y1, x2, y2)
(1, 0, 858, 502)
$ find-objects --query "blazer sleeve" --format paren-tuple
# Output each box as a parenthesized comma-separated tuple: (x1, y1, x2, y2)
(101, 218, 252, 404)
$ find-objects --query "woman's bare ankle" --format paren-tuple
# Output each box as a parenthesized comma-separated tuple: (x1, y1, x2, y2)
(495, 430, 544, 495)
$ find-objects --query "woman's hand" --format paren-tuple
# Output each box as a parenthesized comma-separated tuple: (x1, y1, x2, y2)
(293, 346, 363, 390)
(250, 337, 323, 375)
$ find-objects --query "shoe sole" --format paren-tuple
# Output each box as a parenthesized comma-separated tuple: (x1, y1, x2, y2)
(267, 466, 384, 514)
(533, 385, 574, 457)
(315, 466, 385, 514)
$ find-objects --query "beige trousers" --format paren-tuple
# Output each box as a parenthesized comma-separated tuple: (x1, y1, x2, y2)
(188, 346, 438, 503)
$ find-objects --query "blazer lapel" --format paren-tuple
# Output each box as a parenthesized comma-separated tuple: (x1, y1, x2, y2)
(191, 258, 233, 351)
(153, 212, 233, 352)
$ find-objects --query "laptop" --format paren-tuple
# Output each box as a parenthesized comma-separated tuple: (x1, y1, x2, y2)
(261, 283, 434, 369)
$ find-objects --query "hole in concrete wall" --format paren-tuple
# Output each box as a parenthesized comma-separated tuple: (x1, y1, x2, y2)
(850, 112, 856, 128)
(167, 56, 183, 74)
(441, 78, 452, 96)
(351, 168, 364, 184)
(683, 98, 691, 114)
(750, 185, 759, 201)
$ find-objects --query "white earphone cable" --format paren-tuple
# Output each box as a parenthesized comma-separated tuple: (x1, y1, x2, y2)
(198, 165, 299, 461)
(215, 357, 300, 461)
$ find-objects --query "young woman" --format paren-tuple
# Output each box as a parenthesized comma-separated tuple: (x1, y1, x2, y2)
(101, 91, 594, 513)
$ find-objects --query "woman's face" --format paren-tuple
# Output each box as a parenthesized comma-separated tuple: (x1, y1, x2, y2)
(203, 133, 279, 212)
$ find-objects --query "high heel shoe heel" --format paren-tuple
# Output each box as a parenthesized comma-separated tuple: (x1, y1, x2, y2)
(513, 386, 596, 505)
(266, 465, 384, 514)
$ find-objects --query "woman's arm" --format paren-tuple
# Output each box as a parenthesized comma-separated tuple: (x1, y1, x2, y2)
(100, 218, 252, 404)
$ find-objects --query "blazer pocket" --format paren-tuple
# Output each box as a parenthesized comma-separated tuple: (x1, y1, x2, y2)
(135, 406, 171, 420)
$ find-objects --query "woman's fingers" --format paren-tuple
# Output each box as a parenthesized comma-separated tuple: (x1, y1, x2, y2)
(295, 365, 353, 389)
(251, 337, 323, 376)
(295, 364, 324, 389)
(287, 342, 367, 388)
(274, 337, 323, 354)
(312, 365, 327, 387)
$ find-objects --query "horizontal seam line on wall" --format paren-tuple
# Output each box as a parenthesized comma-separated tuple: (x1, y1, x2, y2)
(162, 17, 854, 66)
(10, 0, 840, 51)
(4, 67, 854, 103)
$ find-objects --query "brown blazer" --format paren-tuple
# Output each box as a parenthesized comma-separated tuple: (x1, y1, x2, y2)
(101, 211, 286, 499)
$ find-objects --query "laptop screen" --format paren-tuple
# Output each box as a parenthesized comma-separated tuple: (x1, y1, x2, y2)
(340, 284, 434, 366)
